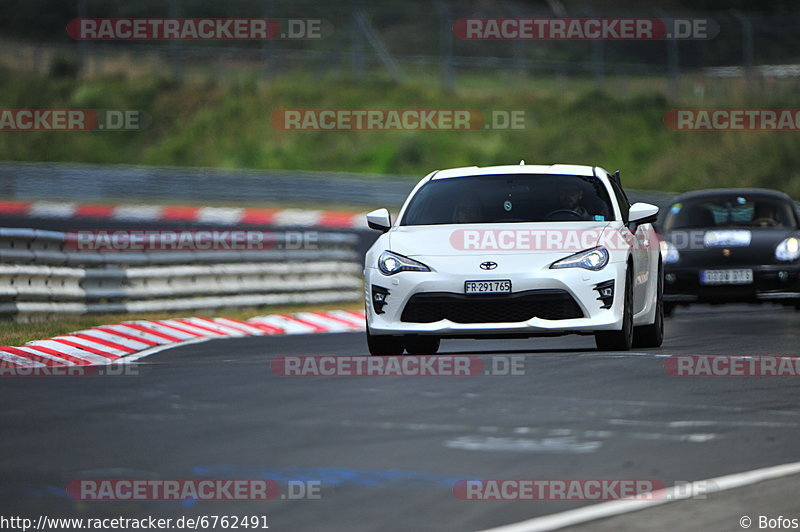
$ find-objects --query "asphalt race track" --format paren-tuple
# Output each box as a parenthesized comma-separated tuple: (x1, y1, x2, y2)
(2, 303, 800, 531)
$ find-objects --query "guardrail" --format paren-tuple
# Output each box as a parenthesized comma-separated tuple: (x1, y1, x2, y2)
(0, 228, 363, 321)
(0, 162, 417, 207)
(0, 162, 686, 213)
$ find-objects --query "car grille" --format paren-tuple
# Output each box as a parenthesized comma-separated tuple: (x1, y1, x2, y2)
(400, 290, 584, 324)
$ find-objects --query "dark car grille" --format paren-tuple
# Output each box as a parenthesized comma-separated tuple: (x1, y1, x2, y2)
(401, 290, 584, 324)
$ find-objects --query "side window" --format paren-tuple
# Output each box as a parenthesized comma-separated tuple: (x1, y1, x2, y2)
(609, 178, 630, 223)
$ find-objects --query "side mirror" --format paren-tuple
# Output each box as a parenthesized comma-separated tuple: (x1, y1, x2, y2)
(628, 202, 659, 229)
(366, 208, 392, 233)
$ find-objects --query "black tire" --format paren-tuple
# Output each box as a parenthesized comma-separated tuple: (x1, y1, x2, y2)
(595, 266, 634, 351)
(404, 336, 440, 355)
(366, 328, 404, 356)
(633, 261, 664, 348)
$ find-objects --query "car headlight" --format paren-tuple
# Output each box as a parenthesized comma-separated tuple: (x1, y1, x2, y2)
(660, 240, 680, 264)
(775, 237, 800, 262)
(550, 246, 609, 271)
(378, 250, 431, 275)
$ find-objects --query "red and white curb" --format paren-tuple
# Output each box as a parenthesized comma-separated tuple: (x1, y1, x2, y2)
(0, 310, 366, 369)
(0, 200, 368, 228)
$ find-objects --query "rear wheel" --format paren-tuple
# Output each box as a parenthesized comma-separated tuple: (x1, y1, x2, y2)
(366, 328, 404, 356)
(404, 336, 440, 355)
(595, 266, 634, 351)
(633, 261, 664, 348)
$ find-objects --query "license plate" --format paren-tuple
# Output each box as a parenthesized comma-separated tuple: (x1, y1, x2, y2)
(700, 269, 753, 285)
(464, 280, 512, 294)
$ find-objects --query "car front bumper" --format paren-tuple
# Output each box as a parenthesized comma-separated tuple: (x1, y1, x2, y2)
(664, 264, 800, 303)
(365, 263, 629, 337)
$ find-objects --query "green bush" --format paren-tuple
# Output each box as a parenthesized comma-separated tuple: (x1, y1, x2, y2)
(1, 72, 799, 197)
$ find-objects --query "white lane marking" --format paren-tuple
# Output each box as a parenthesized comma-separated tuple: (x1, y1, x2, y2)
(100, 324, 175, 345)
(524, 394, 800, 417)
(288, 418, 718, 446)
(608, 419, 799, 428)
(272, 209, 322, 226)
(0, 351, 46, 367)
(196, 207, 244, 225)
(582, 429, 716, 443)
(213, 318, 267, 336)
(122, 337, 215, 363)
(51, 335, 129, 357)
(326, 310, 367, 328)
(72, 328, 152, 351)
(29, 202, 77, 218)
(249, 315, 318, 334)
(9, 346, 76, 365)
(293, 312, 357, 332)
(152, 318, 220, 340)
(445, 436, 602, 454)
(111, 205, 163, 221)
(479, 460, 800, 532)
(26, 340, 118, 365)
(182, 317, 247, 336)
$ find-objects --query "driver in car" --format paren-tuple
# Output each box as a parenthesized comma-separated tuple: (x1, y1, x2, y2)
(452, 197, 483, 224)
(753, 202, 781, 227)
(556, 182, 590, 220)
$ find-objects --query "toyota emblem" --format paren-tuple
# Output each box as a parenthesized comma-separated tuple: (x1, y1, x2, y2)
(480, 261, 498, 270)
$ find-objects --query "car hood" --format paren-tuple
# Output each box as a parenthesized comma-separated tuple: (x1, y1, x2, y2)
(664, 227, 800, 266)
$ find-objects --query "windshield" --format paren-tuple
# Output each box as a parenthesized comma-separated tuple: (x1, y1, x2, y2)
(663, 194, 798, 230)
(400, 174, 615, 225)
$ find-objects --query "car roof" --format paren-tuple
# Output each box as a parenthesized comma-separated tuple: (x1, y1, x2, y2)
(670, 188, 794, 203)
(431, 164, 600, 180)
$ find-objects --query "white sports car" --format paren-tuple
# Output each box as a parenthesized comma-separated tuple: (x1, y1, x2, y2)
(364, 163, 663, 355)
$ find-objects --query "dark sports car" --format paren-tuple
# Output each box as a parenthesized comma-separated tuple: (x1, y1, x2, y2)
(659, 188, 800, 315)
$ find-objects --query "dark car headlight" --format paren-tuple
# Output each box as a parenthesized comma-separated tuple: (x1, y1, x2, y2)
(776, 237, 800, 262)
(550, 246, 609, 271)
(660, 240, 680, 264)
(378, 251, 431, 275)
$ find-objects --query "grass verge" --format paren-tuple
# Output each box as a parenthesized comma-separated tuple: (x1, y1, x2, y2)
(2, 71, 800, 196)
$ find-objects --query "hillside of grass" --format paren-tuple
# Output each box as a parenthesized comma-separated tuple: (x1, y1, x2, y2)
(2, 69, 800, 196)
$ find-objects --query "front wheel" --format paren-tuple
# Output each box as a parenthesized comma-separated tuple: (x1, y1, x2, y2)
(366, 328, 405, 356)
(633, 261, 664, 348)
(595, 267, 634, 351)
